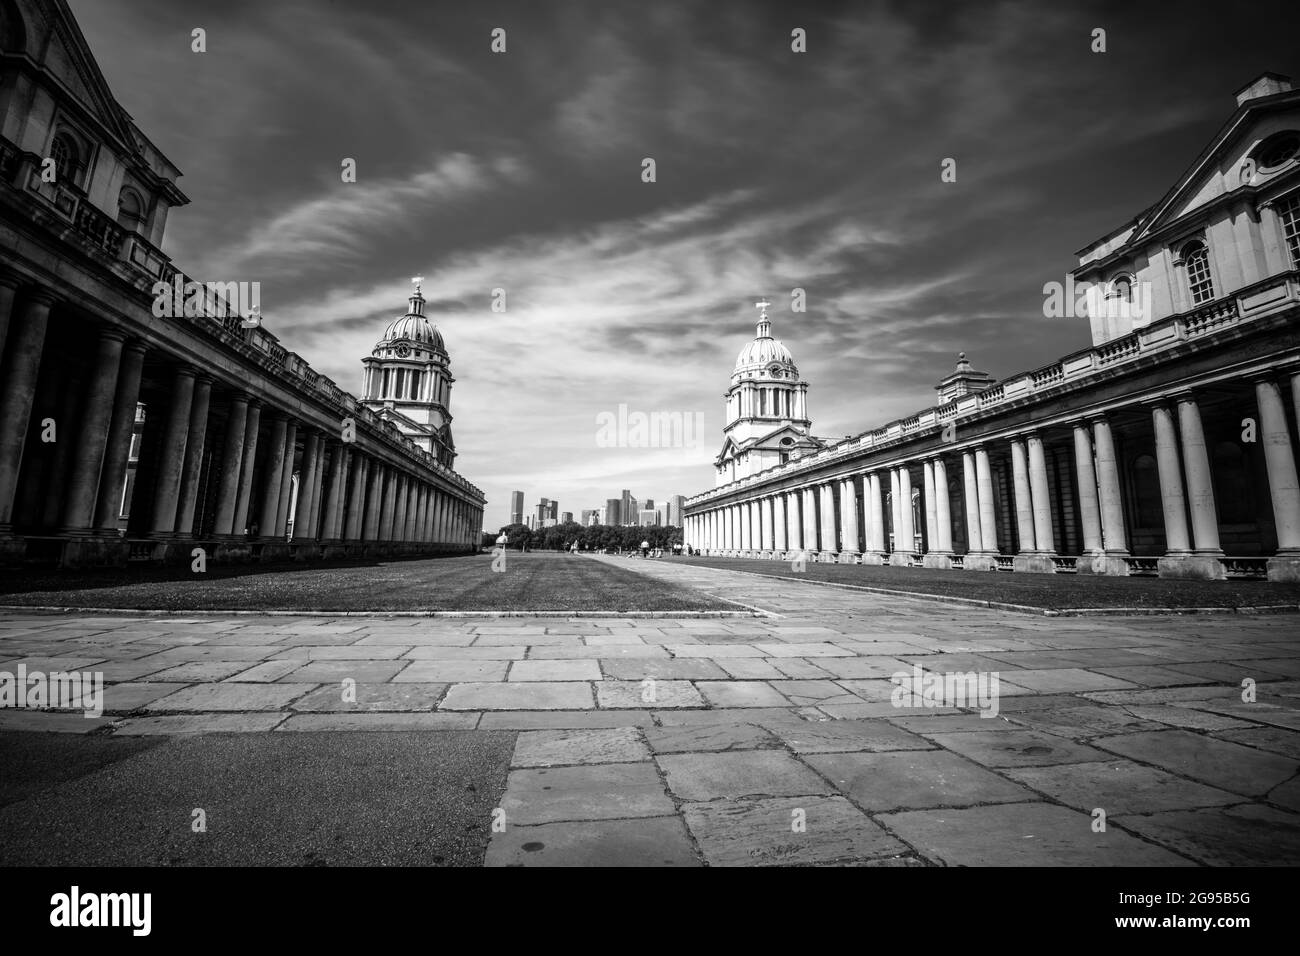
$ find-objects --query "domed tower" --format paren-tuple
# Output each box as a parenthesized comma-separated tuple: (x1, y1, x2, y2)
(360, 281, 456, 467)
(715, 300, 824, 485)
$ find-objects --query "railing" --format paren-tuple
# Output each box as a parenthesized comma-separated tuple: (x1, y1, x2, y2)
(949, 554, 964, 570)
(1125, 557, 1159, 576)
(1184, 299, 1239, 337)
(994, 555, 1014, 571)
(1223, 557, 1268, 579)
(1031, 365, 1064, 389)
(1096, 333, 1141, 366)
(1051, 555, 1078, 573)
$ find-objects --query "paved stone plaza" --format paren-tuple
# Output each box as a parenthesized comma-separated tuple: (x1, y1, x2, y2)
(2, 558, 1299, 866)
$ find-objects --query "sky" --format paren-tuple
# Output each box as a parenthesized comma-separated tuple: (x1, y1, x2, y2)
(67, 0, 1299, 530)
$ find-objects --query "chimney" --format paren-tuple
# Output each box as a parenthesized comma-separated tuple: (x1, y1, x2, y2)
(1235, 72, 1293, 107)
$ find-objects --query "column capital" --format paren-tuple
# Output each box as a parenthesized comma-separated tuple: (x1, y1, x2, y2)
(24, 288, 59, 308)
(96, 326, 130, 344)
(0, 268, 22, 290)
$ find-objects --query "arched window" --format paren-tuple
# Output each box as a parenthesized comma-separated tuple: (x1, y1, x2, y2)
(1132, 455, 1161, 528)
(1181, 240, 1215, 305)
(116, 187, 144, 230)
(1212, 442, 1254, 524)
(1255, 131, 1300, 172)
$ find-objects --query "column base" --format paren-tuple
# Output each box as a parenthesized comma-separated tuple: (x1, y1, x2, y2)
(1158, 554, 1227, 580)
(0, 533, 25, 567)
(819, 550, 838, 563)
(921, 552, 953, 569)
(838, 550, 860, 565)
(760, 550, 773, 559)
(888, 551, 915, 567)
(257, 542, 292, 562)
(963, 553, 999, 571)
(861, 551, 886, 565)
(58, 533, 129, 569)
(1267, 555, 1300, 583)
(1013, 553, 1058, 574)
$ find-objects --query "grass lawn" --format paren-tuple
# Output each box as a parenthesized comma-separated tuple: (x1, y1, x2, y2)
(680, 555, 1300, 611)
(0, 552, 737, 613)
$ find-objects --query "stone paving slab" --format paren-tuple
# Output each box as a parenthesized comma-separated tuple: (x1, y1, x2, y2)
(595, 680, 704, 709)
(485, 816, 700, 867)
(511, 728, 650, 767)
(927, 729, 1111, 767)
(500, 764, 676, 824)
(879, 803, 1197, 866)
(145, 683, 318, 712)
(657, 751, 832, 801)
(1091, 729, 1298, 796)
(683, 795, 908, 866)
(805, 750, 1038, 810)
(1003, 760, 1243, 814)
(440, 681, 595, 711)
(290, 683, 447, 712)
(1112, 804, 1300, 865)
(478, 710, 654, 729)
(644, 721, 780, 754)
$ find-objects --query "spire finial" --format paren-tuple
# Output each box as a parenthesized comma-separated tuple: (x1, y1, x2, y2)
(755, 298, 771, 317)
(408, 276, 426, 316)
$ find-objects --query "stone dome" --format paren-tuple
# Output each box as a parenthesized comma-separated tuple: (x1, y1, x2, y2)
(733, 315, 797, 376)
(379, 289, 444, 350)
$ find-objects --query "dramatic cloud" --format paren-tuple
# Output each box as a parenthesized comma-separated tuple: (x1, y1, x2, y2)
(69, 0, 1300, 527)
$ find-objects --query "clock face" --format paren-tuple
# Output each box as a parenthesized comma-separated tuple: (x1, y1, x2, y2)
(396, 344, 411, 357)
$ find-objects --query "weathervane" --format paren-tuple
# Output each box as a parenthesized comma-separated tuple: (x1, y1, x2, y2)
(755, 298, 771, 317)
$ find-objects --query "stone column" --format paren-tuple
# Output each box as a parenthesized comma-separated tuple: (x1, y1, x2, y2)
(975, 446, 999, 557)
(325, 444, 348, 541)
(761, 496, 775, 555)
(772, 496, 786, 554)
(961, 451, 981, 553)
(803, 487, 818, 555)
(150, 366, 198, 536)
(231, 400, 262, 537)
(819, 483, 837, 559)
(414, 483, 428, 544)
(380, 466, 397, 541)
(1256, 378, 1300, 582)
(0, 272, 19, 364)
(839, 476, 860, 562)
(933, 459, 954, 554)
(1151, 404, 1191, 558)
(58, 329, 127, 553)
(1071, 424, 1104, 562)
(864, 472, 886, 564)
(892, 466, 915, 565)
(922, 461, 938, 551)
(345, 452, 367, 540)
(740, 500, 752, 553)
(94, 341, 147, 534)
(363, 463, 383, 541)
(1091, 416, 1131, 575)
(1010, 439, 1036, 553)
(1177, 395, 1222, 560)
(257, 414, 289, 538)
(212, 392, 250, 537)
(305, 439, 328, 542)
(785, 491, 801, 552)
(168, 375, 210, 539)
(1026, 435, 1056, 554)
(273, 421, 298, 539)
(0, 290, 55, 534)
(294, 429, 320, 541)
(888, 469, 902, 556)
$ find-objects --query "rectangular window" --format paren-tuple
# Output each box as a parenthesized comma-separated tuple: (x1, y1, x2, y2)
(1280, 195, 1300, 268)
(1186, 249, 1215, 305)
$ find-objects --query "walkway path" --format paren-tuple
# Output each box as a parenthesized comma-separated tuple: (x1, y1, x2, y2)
(2, 556, 1298, 865)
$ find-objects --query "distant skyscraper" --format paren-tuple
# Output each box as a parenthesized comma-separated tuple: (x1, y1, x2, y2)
(561, 511, 573, 523)
(606, 498, 621, 525)
(668, 495, 686, 526)
(621, 489, 634, 525)
(536, 498, 549, 524)
(510, 490, 524, 526)
(639, 509, 660, 526)
(547, 501, 558, 520)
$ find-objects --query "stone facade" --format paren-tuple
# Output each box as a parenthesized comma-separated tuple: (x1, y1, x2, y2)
(0, 0, 485, 568)
(685, 74, 1300, 583)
